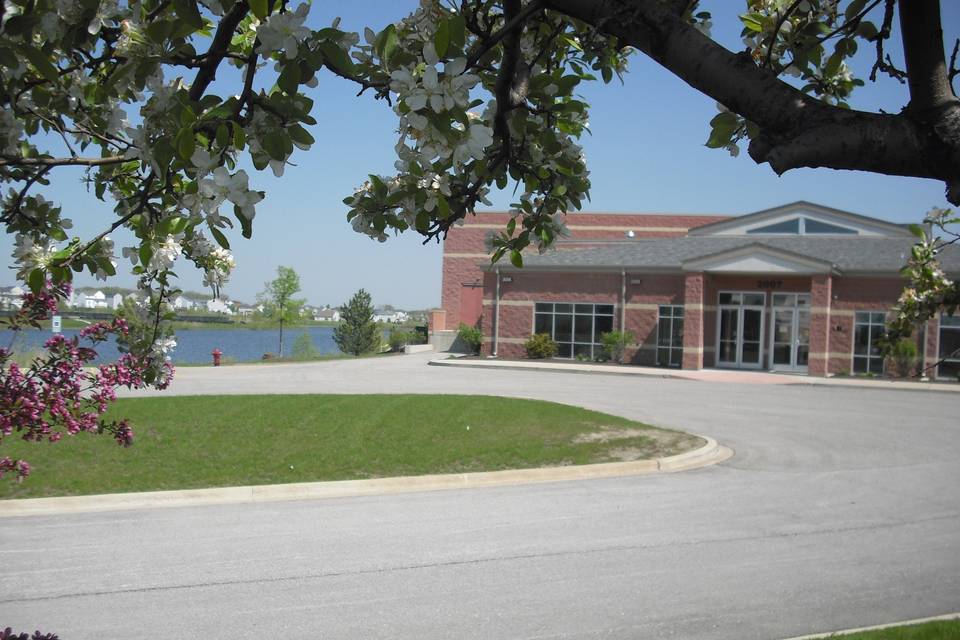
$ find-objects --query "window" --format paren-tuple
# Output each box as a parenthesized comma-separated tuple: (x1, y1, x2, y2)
(854, 311, 887, 375)
(746, 217, 858, 235)
(657, 305, 684, 368)
(938, 314, 960, 380)
(747, 218, 801, 234)
(803, 219, 857, 234)
(534, 303, 614, 359)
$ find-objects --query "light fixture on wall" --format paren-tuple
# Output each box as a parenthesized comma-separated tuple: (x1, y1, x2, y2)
(630, 278, 643, 285)
(625, 230, 636, 238)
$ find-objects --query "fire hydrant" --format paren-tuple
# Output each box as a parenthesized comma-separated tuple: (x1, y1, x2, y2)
(211, 348, 222, 366)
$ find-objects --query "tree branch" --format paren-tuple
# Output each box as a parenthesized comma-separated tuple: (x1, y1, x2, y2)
(466, 0, 544, 70)
(545, 0, 960, 204)
(0, 155, 127, 168)
(898, 0, 957, 115)
(188, 1, 250, 102)
(762, 0, 803, 69)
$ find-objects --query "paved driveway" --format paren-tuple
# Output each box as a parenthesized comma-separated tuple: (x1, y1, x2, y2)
(1, 354, 958, 639)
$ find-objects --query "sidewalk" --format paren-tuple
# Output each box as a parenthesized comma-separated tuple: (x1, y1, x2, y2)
(429, 355, 960, 393)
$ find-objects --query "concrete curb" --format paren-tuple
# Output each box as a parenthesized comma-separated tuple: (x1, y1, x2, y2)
(0, 437, 731, 518)
(428, 357, 960, 393)
(780, 612, 960, 639)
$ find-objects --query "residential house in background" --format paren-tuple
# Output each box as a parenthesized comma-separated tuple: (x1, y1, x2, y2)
(314, 308, 341, 322)
(373, 308, 409, 323)
(172, 296, 196, 311)
(0, 285, 25, 309)
(206, 298, 234, 315)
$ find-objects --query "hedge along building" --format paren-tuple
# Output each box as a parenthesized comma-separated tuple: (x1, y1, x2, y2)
(436, 201, 960, 379)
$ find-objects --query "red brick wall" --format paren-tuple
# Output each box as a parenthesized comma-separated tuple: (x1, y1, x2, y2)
(441, 211, 729, 327)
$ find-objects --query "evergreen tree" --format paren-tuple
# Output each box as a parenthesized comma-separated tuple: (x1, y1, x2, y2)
(333, 289, 379, 356)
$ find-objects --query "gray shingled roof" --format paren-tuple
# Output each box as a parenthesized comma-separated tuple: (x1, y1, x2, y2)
(506, 237, 960, 273)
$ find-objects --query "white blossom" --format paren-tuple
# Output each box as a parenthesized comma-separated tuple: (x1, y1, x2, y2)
(149, 235, 182, 271)
(257, 4, 311, 59)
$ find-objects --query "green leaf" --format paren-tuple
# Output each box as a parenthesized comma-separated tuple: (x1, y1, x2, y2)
(20, 45, 60, 83)
(234, 205, 253, 239)
(825, 51, 843, 77)
(447, 14, 466, 53)
(287, 123, 315, 146)
(139, 244, 153, 268)
(318, 41, 354, 74)
(0, 47, 18, 68)
(509, 250, 523, 269)
(856, 20, 878, 40)
(232, 122, 245, 150)
(369, 174, 387, 199)
(436, 194, 450, 219)
(705, 111, 739, 148)
(172, 0, 204, 29)
(845, 0, 868, 21)
(376, 24, 399, 64)
(249, 0, 268, 20)
(562, 35, 582, 52)
(146, 19, 174, 44)
(277, 61, 301, 93)
(506, 218, 516, 236)
(96, 257, 116, 277)
(211, 227, 231, 249)
(739, 13, 764, 33)
(908, 224, 927, 240)
(3, 13, 40, 37)
(28, 268, 45, 293)
(261, 132, 286, 160)
(175, 127, 196, 160)
(215, 123, 230, 148)
(434, 18, 450, 59)
(415, 211, 430, 232)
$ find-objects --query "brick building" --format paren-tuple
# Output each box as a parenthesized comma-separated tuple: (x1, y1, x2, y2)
(435, 201, 960, 379)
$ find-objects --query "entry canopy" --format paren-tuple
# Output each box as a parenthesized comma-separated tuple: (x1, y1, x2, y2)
(681, 243, 838, 274)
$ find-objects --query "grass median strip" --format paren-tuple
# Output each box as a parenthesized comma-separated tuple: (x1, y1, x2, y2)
(0, 394, 703, 500)
(813, 619, 960, 639)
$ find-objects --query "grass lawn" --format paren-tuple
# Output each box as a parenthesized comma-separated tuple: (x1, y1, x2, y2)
(822, 619, 960, 639)
(0, 394, 702, 500)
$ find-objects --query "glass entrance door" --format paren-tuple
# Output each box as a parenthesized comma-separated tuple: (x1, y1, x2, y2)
(769, 294, 810, 372)
(716, 292, 765, 369)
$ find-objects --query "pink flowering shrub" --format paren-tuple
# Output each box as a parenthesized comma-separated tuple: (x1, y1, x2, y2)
(0, 282, 174, 483)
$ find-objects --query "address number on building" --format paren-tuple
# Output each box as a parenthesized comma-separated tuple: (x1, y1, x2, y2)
(756, 279, 783, 289)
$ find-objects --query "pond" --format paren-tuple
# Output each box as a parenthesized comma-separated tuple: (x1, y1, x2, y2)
(0, 326, 341, 365)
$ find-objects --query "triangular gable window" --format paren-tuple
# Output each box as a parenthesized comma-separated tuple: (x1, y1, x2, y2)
(746, 218, 800, 234)
(746, 217, 858, 235)
(803, 218, 857, 234)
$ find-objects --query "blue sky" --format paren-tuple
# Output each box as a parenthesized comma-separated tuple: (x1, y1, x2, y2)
(2, 1, 957, 309)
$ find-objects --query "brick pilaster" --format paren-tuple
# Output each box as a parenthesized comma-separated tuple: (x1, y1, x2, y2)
(809, 274, 832, 376)
(682, 272, 705, 370)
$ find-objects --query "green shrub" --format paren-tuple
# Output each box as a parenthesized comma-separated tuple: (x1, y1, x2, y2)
(888, 337, 919, 378)
(600, 330, 636, 363)
(525, 333, 558, 359)
(388, 328, 423, 352)
(456, 323, 483, 355)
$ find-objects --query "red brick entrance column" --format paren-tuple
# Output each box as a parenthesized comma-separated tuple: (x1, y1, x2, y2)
(809, 274, 833, 376)
(682, 272, 705, 370)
